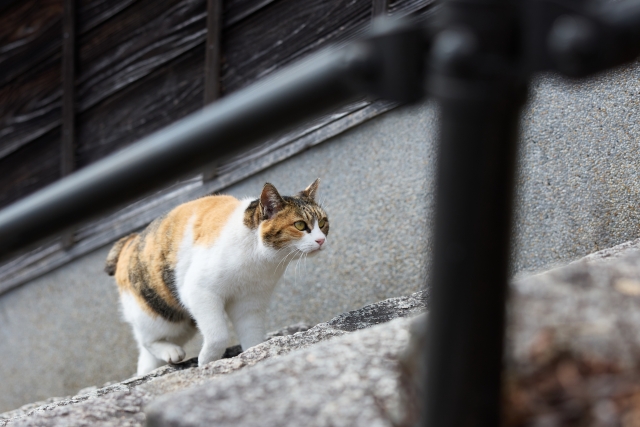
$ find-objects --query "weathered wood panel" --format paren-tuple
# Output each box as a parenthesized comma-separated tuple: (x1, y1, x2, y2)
(223, 0, 276, 27)
(388, 0, 432, 15)
(77, 0, 137, 33)
(76, 49, 205, 167)
(77, 0, 206, 112)
(1, 0, 374, 168)
(221, 0, 372, 93)
(0, 129, 61, 209)
(0, 0, 62, 88)
(0, 0, 62, 161)
(76, 0, 373, 167)
(0, 54, 62, 161)
(0, 0, 203, 164)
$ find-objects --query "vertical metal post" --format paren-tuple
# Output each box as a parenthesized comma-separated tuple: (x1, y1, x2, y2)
(61, 0, 76, 248)
(204, 0, 222, 105)
(424, 0, 526, 425)
(203, 0, 222, 181)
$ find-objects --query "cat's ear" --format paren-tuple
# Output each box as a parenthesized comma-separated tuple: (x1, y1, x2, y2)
(260, 183, 285, 219)
(299, 178, 320, 200)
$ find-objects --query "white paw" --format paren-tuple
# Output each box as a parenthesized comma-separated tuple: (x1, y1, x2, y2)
(160, 345, 186, 364)
(198, 347, 222, 367)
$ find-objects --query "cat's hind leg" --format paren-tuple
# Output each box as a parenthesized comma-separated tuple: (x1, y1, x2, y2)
(120, 292, 195, 375)
(137, 346, 164, 376)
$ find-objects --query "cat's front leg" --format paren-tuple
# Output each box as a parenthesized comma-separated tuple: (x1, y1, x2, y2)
(227, 295, 269, 351)
(183, 287, 230, 366)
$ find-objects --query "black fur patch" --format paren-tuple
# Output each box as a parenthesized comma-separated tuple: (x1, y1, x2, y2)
(243, 199, 261, 229)
(129, 246, 186, 323)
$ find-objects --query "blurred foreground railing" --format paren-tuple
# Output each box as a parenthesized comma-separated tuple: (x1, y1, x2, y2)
(1, 0, 640, 425)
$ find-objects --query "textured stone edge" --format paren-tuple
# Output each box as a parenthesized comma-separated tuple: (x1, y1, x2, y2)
(0, 290, 429, 424)
(144, 315, 422, 427)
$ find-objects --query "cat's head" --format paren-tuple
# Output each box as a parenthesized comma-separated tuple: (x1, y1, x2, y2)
(248, 179, 329, 255)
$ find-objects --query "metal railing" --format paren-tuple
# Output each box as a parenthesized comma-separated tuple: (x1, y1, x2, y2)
(1, 0, 640, 425)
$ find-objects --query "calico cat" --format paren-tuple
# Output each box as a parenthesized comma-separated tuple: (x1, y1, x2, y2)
(105, 179, 329, 375)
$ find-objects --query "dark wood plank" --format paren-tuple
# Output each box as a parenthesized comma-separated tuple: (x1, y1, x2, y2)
(0, 0, 63, 161)
(204, 0, 221, 104)
(372, 0, 389, 17)
(76, 0, 206, 112)
(221, 0, 371, 93)
(0, 0, 62, 87)
(0, 54, 62, 160)
(76, 49, 205, 168)
(388, 0, 432, 16)
(77, 0, 137, 34)
(77, 0, 373, 167)
(223, 0, 276, 27)
(0, 0, 377, 165)
(0, 0, 205, 163)
(0, 129, 61, 210)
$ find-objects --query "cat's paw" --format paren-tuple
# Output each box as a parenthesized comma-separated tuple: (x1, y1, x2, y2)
(159, 345, 186, 364)
(198, 346, 223, 367)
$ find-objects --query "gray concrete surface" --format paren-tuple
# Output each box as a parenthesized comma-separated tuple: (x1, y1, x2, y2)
(1, 59, 640, 412)
(513, 61, 640, 273)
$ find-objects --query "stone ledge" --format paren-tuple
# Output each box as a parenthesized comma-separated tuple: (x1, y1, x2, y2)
(5, 238, 640, 426)
(0, 291, 428, 426)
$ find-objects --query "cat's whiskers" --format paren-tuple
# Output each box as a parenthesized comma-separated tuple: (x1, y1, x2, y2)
(282, 249, 300, 282)
(302, 251, 309, 276)
(274, 248, 296, 274)
(293, 249, 305, 287)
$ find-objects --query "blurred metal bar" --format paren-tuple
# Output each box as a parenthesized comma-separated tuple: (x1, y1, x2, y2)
(423, 0, 525, 425)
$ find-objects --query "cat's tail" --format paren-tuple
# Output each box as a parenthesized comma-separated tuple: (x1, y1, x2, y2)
(104, 234, 137, 276)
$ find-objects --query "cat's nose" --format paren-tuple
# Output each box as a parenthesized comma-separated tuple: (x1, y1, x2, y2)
(315, 238, 325, 246)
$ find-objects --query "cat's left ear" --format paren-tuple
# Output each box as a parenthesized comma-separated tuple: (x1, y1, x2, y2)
(260, 183, 285, 219)
(299, 178, 320, 200)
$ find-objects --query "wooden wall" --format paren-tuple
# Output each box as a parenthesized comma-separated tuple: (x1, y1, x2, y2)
(0, 0, 397, 209)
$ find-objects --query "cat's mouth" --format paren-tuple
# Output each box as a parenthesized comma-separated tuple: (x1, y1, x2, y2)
(306, 247, 323, 255)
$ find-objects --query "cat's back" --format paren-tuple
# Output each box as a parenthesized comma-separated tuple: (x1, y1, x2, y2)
(143, 194, 242, 253)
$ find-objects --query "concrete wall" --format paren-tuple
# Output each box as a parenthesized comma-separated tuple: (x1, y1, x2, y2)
(2, 60, 640, 412)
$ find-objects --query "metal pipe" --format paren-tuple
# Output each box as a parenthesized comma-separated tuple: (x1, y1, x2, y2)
(423, 1, 526, 425)
(0, 44, 374, 259)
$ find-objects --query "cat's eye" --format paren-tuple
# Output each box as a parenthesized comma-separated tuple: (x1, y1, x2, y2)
(294, 221, 307, 231)
(318, 219, 326, 228)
